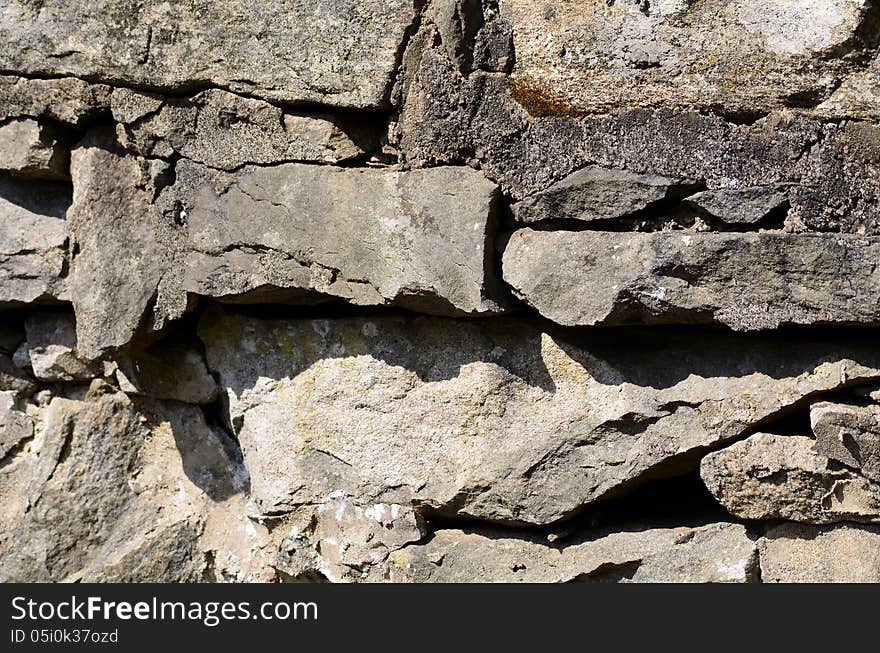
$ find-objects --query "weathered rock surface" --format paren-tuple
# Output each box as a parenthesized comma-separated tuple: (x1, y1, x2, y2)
(1, 0, 880, 586)
(817, 54, 880, 121)
(0, 385, 274, 582)
(200, 307, 880, 525)
(398, 37, 820, 199)
(275, 495, 426, 583)
(385, 522, 757, 583)
(0, 175, 69, 306)
(789, 121, 880, 234)
(108, 88, 163, 125)
(66, 134, 169, 358)
(0, 76, 111, 125)
(759, 523, 880, 583)
(0, 391, 31, 459)
(174, 160, 505, 315)
(811, 402, 880, 483)
(115, 89, 379, 170)
(503, 230, 880, 330)
(0, 119, 68, 180)
(512, 166, 700, 224)
(701, 433, 880, 524)
(24, 312, 100, 382)
(0, 0, 421, 109)
(684, 186, 790, 226)
(69, 131, 505, 358)
(502, 0, 878, 117)
(396, 19, 880, 236)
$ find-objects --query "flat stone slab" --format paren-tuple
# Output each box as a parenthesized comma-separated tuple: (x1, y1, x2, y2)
(113, 89, 379, 170)
(504, 0, 875, 116)
(701, 433, 880, 525)
(24, 312, 100, 382)
(0, 0, 419, 109)
(683, 186, 790, 225)
(503, 229, 880, 330)
(0, 175, 69, 306)
(0, 76, 111, 125)
(759, 523, 880, 582)
(811, 402, 880, 483)
(385, 523, 757, 583)
(0, 118, 68, 180)
(67, 130, 506, 358)
(199, 307, 880, 525)
(512, 166, 699, 224)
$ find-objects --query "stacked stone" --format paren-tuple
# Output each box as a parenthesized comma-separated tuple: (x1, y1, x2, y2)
(2, 0, 880, 582)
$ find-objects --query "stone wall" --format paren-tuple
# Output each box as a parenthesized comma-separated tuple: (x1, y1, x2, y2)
(2, 0, 880, 582)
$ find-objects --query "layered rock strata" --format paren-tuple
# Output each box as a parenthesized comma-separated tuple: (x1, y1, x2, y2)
(2, 0, 880, 582)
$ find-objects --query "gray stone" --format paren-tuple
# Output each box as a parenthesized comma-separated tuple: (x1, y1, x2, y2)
(115, 341, 219, 405)
(512, 166, 700, 224)
(67, 132, 174, 359)
(683, 186, 790, 225)
(385, 522, 757, 583)
(0, 390, 155, 581)
(0, 119, 68, 180)
(275, 495, 425, 583)
(789, 122, 880, 234)
(0, 391, 31, 460)
(396, 38, 825, 199)
(431, 0, 485, 73)
(701, 433, 880, 525)
(174, 160, 505, 316)
(759, 523, 880, 583)
(68, 131, 506, 358)
(817, 54, 880, 121)
(0, 76, 111, 125)
(73, 520, 206, 583)
(0, 386, 273, 582)
(472, 7, 514, 73)
(501, 0, 875, 117)
(396, 21, 880, 238)
(199, 306, 880, 525)
(0, 175, 69, 306)
(0, 0, 421, 109)
(116, 89, 379, 170)
(502, 230, 880, 330)
(109, 88, 164, 125)
(811, 402, 880, 483)
(24, 312, 100, 382)
(0, 435, 33, 535)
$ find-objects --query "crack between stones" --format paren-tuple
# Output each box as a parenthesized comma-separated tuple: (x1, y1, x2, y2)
(0, 69, 399, 120)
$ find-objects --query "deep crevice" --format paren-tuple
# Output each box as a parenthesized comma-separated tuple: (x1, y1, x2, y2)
(422, 470, 738, 543)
